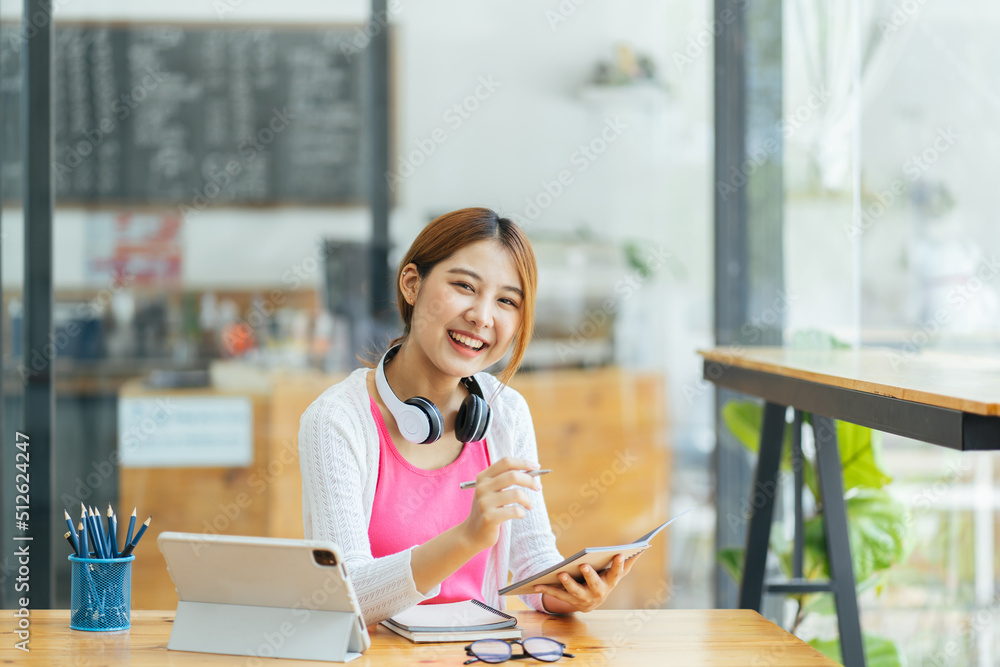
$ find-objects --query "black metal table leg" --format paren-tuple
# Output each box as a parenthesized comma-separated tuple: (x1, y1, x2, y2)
(791, 410, 805, 579)
(738, 402, 787, 610)
(813, 415, 866, 667)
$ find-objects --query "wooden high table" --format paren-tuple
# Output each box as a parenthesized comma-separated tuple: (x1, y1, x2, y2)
(6, 609, 838, 665)
(699, 346, 1000, 667)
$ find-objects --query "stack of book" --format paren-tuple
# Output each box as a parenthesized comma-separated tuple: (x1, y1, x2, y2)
(381, 600, 522, 643)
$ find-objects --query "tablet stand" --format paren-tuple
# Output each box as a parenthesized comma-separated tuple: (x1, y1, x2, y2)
(169, 601, 364, 662)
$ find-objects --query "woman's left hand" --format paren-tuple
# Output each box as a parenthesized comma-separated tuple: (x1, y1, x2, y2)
(534, 553, 641, 614)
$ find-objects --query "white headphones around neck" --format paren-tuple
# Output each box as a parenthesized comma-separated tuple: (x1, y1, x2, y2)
(375, 344, 492, 444)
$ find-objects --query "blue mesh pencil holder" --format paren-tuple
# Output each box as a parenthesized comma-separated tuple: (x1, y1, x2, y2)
(69, 554, 134, 631)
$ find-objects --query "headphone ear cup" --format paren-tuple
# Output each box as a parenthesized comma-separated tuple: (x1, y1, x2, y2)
(403, 397, 443, 444)
(455, 394, 489, 443)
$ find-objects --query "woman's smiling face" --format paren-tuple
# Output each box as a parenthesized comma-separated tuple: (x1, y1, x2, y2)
(403, 239, 525, 378)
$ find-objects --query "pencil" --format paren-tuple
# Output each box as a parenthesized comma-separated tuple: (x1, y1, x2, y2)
(124, 508, 137, 550)
(120, 516, 151, 557)
(82, 505, 96, 558)
(459, 469, 552, 490)
(80, 504, 89, 554)
(95, 506, 109, 558)
(65, 531, 79, 556)
(89, 507, 106, 559)
(64, 510, 80, 556)
(86, 507, 98, 558)
(95, 506, 109, 555)
(107, 504, 118, 558)
(79, 509, 89, 558)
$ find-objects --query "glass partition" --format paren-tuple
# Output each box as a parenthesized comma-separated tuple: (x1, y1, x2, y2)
(780, 1, 1000, 663)
(10, 1, 710, 613)
(0, 2, 26, 610)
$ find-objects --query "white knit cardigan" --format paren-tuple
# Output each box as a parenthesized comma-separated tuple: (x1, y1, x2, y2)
(298, 367, 565, 626)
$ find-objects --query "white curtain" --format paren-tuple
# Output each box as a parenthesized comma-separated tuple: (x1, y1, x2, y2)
(786, 0, 917, 191)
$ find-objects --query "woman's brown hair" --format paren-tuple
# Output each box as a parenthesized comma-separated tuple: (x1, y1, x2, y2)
(364, 207, 537, 386)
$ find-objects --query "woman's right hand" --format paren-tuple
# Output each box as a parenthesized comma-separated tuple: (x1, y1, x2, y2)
(459, 457, 542, 552)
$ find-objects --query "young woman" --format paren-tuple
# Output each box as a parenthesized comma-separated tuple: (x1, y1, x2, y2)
(298, 208, 638, 626)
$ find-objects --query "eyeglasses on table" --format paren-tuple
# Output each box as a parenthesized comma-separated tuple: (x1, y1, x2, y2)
(463, 637, 575, 664)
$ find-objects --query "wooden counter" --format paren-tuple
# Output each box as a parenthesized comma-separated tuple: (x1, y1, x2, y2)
(700, 346, 1000, 416)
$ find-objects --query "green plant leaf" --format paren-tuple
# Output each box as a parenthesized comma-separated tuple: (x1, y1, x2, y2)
(801, 489, 908, 584)
(717, 547, 744, 585)
(722, 400, 765, 453)
(799, 571, 888, 617)
(809, 633, 904, 667)
(800, 592, 834, 617)
(719, 400, 908, 639)
(836, 420, 892, 490)
(723, 401, 891, 493)
(723, 400, 822, 500)
(717, 530, 797, 585)
(790, 330, 853, 350)
(845, 489, 908, 582)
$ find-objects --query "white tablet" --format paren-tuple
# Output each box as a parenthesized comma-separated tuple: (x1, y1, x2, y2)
(158, 532, 370, 662)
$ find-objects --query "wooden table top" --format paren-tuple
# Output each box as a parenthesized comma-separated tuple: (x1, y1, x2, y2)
(3, 609, 839, 666)
(699, 346, 1000, 416)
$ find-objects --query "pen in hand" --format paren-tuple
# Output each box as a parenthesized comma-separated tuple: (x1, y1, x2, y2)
(459, 469, 552, 490)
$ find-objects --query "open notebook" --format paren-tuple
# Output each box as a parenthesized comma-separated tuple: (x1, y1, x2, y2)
(380, 600, 522, 643)
(499, 508, 693, 596)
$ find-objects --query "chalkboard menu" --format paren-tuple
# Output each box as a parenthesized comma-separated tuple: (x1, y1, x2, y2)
(1, 24, 370, 205)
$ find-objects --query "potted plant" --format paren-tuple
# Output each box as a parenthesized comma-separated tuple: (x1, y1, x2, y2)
(718, 400, 911, 666)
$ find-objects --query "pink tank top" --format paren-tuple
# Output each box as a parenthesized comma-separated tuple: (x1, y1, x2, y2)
(367, 397, 491, 604)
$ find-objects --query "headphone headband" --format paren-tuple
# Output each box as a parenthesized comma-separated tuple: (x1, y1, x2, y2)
(375, 344, 491, 444)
